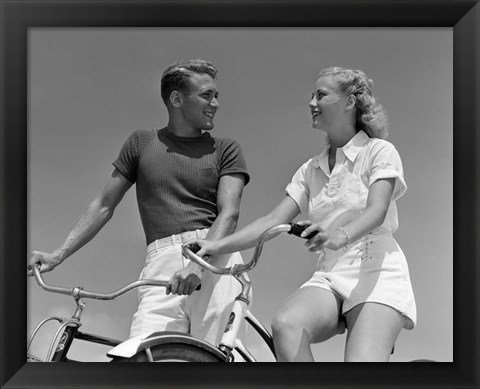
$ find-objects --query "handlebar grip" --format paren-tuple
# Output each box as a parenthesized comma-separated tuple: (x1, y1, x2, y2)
(186, 243, 201, 254)
(288, 223, 318, 240)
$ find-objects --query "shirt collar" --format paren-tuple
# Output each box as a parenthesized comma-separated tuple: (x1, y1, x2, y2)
(341, 130, 370, 162)
(311, 130, 370, 169)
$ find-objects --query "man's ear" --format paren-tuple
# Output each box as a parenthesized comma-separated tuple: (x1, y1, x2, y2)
(170, 91, 183, 107)
(345, 94, 356, 111)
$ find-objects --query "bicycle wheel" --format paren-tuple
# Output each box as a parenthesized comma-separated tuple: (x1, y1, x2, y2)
(112, 342, 224, 362)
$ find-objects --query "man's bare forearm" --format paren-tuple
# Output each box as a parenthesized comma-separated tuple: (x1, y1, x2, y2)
(205, 210, 239, 242)
(57, 198, 113, 262)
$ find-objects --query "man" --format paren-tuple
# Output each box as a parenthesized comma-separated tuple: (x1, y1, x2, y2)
(29, 59, 250, 346)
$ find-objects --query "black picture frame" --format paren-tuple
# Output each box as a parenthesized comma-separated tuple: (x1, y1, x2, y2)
(1, 0, 478, 388)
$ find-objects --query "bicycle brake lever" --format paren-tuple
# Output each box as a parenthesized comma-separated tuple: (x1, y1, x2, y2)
(288, 223, 318, 240)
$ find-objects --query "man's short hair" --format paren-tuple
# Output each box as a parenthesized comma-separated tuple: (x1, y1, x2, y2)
(160, 59, 217, 105)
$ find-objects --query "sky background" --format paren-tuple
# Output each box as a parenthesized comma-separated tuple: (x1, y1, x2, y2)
(27, 28, 452, 362)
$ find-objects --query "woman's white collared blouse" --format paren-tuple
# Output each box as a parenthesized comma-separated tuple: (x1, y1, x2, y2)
(286, 130, 407, 233)
(286, 131, 417, 329)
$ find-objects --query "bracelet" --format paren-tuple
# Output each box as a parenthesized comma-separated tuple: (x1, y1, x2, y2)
(336, 226, 350, 251)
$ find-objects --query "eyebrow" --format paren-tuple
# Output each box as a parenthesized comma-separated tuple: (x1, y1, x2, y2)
(200, 88, 219, 95)
(199, 86, 215, 92)
(312, 89, 326, 97)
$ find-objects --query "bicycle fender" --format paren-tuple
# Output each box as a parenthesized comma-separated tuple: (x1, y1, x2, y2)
(107, 335, 145, 358)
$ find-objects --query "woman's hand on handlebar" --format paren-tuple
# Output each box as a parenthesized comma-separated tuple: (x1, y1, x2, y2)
(295, 220, 330, 253)
(27, 250, 63, 276)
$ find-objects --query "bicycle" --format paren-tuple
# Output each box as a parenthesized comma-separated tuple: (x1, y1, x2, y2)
(28, 222, 434, 362)
(27, 222, 315, 362)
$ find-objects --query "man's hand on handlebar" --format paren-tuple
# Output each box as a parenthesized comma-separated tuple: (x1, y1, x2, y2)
(184, 239, 219, 259)
(166, 262, 204, 296)
(27, 250, 63, 276)
(167, 239, 219, 295)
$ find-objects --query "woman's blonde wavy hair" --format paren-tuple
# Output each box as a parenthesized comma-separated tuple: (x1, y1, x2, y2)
(318, 67, 389, 139)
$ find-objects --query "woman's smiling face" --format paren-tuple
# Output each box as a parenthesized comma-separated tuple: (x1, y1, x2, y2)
(309, 76, 349, 133)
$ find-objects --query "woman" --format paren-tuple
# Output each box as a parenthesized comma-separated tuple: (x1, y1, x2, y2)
(188, 66, 416, 362)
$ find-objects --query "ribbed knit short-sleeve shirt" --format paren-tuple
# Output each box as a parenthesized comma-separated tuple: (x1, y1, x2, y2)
(113, 128, 250, 244)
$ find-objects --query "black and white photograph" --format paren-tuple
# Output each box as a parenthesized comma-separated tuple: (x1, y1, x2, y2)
(27, 28, 451, 363)
(1, 1, 479, 388)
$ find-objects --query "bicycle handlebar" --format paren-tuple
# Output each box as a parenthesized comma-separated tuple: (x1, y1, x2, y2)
(31, 223, 313, 299)
(182, 222, 316, 276)
(31, 265, 170, 301)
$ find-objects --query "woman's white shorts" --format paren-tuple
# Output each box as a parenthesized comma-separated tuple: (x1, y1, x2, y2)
(301, 233, 416, 330)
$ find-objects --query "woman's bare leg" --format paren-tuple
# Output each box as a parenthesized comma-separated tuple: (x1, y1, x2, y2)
(344, 302, 404, 362)
(271, 286, 343, 362)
